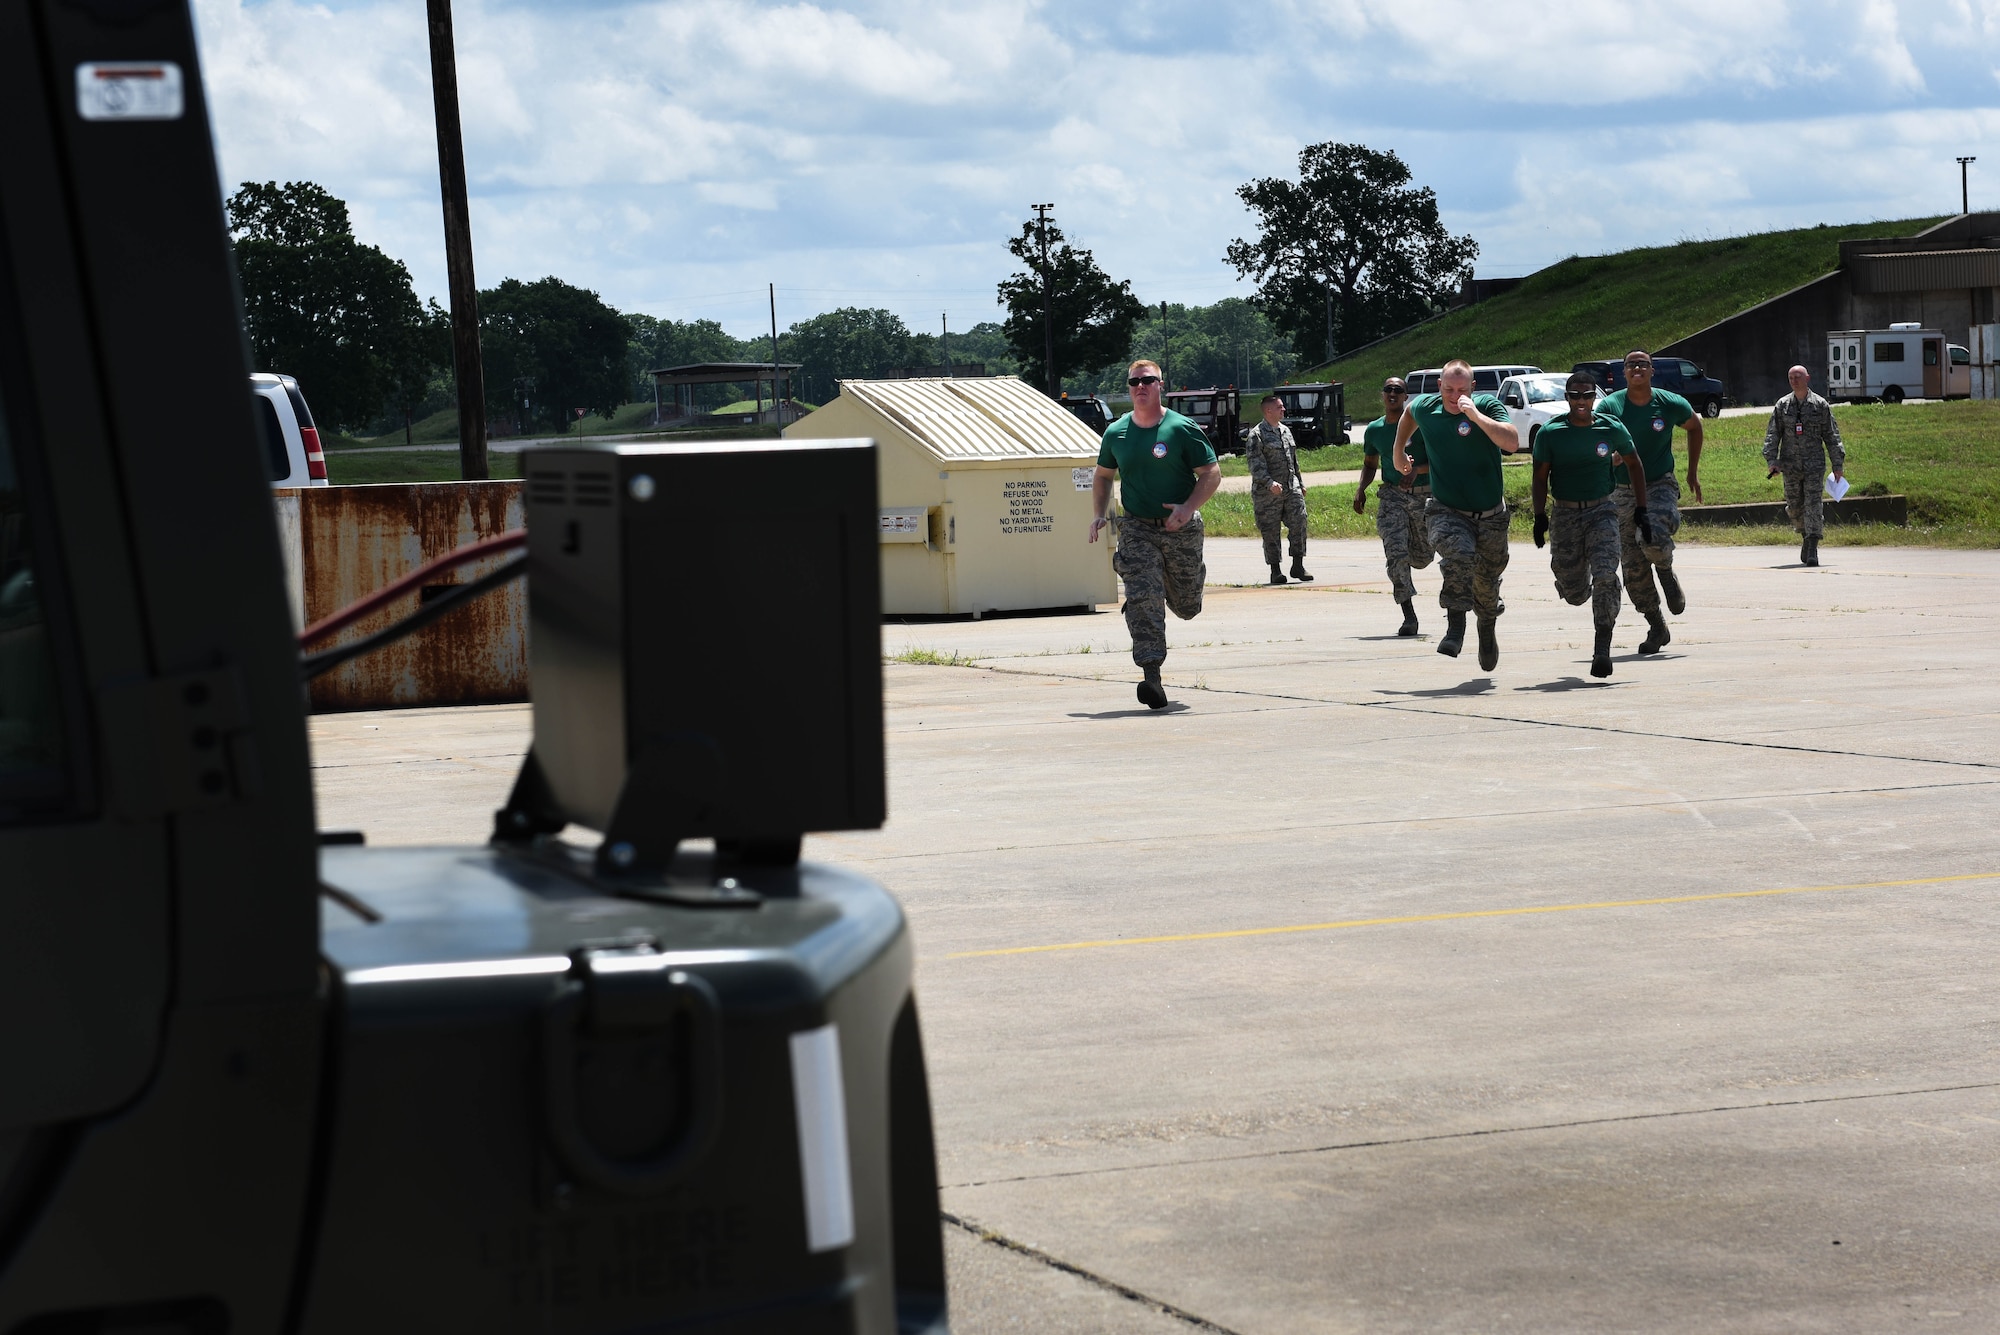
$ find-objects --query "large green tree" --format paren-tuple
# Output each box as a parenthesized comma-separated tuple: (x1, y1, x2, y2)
(227, 180, 436, 430)
(478, 277, 633, 434)
(778, 307, 924, 405)
(997, 219, 1148, 395)
(625, 314, 752, 401)
(1225, 143, 1478, 366)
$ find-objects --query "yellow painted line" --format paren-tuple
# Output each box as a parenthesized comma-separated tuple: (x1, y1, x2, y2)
(945, 871, 2000, 960)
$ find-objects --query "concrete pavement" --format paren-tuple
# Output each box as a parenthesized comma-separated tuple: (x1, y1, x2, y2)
(309, 537, 2000, 1332)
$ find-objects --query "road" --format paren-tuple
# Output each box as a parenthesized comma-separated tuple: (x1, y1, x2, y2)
(311, 537, 2000, 1332)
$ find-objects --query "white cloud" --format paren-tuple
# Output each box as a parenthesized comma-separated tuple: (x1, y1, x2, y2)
(192, 0, 2000, 337)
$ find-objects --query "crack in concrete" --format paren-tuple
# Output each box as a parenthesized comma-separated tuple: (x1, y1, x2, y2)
(891, 659, 2000, 774)
(851, 776, 2000, 864)
(942, 1079, 2000, 1192)
(941, 1211, 1246, 1335)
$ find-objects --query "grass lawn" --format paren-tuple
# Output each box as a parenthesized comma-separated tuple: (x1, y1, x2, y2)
(323, 451, 524, 485)
(1295, 216, 1945, 395)
(1199, 401, 2000, 548)
(1217, 442, 1366, 477)
(330, 400, 684, 452)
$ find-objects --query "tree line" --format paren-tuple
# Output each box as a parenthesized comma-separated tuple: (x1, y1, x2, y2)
(228, 145, 1471, 437)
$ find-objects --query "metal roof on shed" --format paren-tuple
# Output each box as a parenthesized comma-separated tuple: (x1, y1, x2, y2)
(1849, 248, 2000, 294)
(836, 376, 1102, 462)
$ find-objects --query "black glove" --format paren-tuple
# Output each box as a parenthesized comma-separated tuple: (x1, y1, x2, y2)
(1532, 512, 1548, 548)
(1634, 506, 1652, 545)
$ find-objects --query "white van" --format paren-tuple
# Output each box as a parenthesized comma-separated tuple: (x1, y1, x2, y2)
(1404, 364, 1541, 395)
(1826, 325, 1970, 404)
(252, 372, 329, 487)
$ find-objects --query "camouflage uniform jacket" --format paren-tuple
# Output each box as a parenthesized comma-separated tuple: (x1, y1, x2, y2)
(1763, 391, 1845, 472)
(1245, 421, 1303, 493)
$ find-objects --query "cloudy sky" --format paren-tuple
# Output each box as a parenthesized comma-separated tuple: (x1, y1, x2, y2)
(192, 0, 2000, 340)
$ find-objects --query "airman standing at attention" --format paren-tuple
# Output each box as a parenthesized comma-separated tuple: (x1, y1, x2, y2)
(1246, 393, 1311, 585)
(1764, 365, 1845, 567)
(1531, 373, 1649, 678)
(1089, 359, 1222, 710)
(1600, 350, 1702, 654)
(1392, 359, 1519, 669)
(1352, 376, 1433, 635)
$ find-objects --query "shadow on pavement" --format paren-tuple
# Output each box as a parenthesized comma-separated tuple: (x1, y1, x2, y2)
(1517, 676, 1622, 693)
(1375, 679, 1494, 698)
(1068, 703, 1194, 719)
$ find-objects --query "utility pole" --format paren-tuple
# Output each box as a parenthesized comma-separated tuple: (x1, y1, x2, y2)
(1032, 203, 1055, 396)
(1959, 157, 1977, 215)
(1324, 285, 1334, 369)
(769, 282, 781, 427)
(941, 313, 951, 377)
(425, 0, 488, 480)
(1159, 300, 1169, 388)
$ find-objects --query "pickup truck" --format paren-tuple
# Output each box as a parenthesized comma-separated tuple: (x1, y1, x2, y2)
(0, 4, 945, 1332)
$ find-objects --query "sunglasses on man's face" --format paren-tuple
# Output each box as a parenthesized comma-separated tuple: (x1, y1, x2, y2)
(1565, 390, 1597, 399)
(1128, 375, 1161, 387)
(1382, 387, 1406, 395)
(1625, 362, 1653, 372)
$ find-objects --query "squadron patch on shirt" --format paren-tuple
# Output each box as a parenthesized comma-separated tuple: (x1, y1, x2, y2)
(1652, 417, 1666, 432)
(1596, 442, 1610, 456)
(1456, 419, 1472, 436)
(1152, 441, 1168, 458)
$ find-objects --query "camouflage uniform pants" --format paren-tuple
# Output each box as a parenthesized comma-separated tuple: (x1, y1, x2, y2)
(1113, 515, 1205, 667)
(1375, 485, 1435, 604)
(1254, 487, 1308, 566)
(1780, 450, 1827, 539)
(1424, 500, 1509, 620)
(1550, 498, 1623, 628)
(1613, 476, 1682, 615)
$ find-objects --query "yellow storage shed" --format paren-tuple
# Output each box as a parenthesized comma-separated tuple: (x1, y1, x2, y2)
(784, 377, 1116, 617)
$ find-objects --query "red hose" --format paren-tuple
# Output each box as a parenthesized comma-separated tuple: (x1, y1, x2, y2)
(299, 529, 526, 646)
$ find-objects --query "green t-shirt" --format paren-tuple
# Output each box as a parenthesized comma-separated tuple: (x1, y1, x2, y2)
(1531, 413, 1637, 503)
(1097, 409, 1217, 520)
(1600, 388, 1693, 483)
(1406, 392, 1513, 512)
(1362, 415, 1427, 488)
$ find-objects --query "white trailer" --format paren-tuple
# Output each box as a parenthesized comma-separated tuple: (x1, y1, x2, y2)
(1826, 323, 1971, 403)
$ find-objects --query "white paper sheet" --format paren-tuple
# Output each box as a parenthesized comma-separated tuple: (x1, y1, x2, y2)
(1825, 473, 1850, 502)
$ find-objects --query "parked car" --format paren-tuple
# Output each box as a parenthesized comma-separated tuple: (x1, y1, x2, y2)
(1498, 373, 1600, 447)
(252, 371, 329, 486)
(1826, 325, 1972, 403)
(1404, 364, 1541, 395)
(1163, 386, 1243, 454)
(1271, 381, 1348, 448)
(1572, 357, 1726, 417)
(1058, 393, 1114, 435)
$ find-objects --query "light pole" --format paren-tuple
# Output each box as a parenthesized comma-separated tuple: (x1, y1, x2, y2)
(1958, 156, 1977, 215)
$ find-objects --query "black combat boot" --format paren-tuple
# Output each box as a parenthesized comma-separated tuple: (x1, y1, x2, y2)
(1437, 609, 1467, 658)
(1398, 599, 1419, 637)
(1137, 664, 1168, 710)
(1476, 617, 1499, 672)
(1657, 566, 1686, 615)
(1290, 559, 1314, 582)
(1638, 610, 1671, 654)
(1268, 564, 1288, 585)
(1802, 535, 1819, 567)
(1591, 624, 1614, 678)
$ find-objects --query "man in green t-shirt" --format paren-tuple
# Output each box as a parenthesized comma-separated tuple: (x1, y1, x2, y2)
(1352, 376, 1433, 635)
(1390, 359, 1518, 669)
(1090, 358, 1221, 710)
(1600, 350, 1704, 654)
(1531, 373, 1650, 678)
